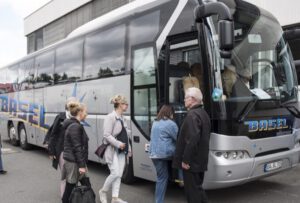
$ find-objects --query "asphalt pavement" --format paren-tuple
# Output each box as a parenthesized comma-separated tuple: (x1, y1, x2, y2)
(1, 140, 300, 203)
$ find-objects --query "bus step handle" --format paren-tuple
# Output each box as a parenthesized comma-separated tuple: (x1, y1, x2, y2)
(133, 136, 140, 143)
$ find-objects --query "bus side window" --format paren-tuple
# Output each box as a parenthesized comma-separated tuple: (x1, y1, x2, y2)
(84, 25, 126, 79)
(0, 68, 8, 94)
(35, 51, 55, 88)
(7, 65, 19, 93)
(19, 59, 35, 91)
(55, 39, 83, 84)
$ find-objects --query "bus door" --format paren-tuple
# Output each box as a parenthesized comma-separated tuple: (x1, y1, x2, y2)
(159, 32, 203, 126)
(131, 45, 158, 181)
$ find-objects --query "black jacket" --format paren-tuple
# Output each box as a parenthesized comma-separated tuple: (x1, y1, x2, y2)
(172, 104, 211, 172)
(63, 118, 89, 168)
(43, 112, 66, 146)
(44, 112, 66, 169)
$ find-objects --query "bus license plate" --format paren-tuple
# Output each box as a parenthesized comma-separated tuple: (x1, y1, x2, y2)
(264, 161, 282, 172)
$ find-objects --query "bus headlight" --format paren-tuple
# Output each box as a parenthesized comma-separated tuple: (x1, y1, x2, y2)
(214, 151, 250, 160)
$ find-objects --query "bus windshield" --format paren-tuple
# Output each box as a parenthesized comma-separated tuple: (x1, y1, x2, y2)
(206, 0, 298, 119)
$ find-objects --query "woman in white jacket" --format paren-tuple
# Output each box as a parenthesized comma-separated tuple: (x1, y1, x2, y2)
(99, 94, 131, 203)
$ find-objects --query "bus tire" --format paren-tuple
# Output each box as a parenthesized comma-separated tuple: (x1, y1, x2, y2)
(19, 124, 31, 150)
(8, 123, 19, 146)
(121, 156, 135, 184)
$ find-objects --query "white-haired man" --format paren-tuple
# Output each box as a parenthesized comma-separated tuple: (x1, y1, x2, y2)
(173, 87, 211, 203)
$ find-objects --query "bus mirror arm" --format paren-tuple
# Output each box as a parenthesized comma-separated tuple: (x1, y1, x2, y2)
(283, 29, 300, 41)
(195, 2, 234, 58)
(282, 105, 300, 119)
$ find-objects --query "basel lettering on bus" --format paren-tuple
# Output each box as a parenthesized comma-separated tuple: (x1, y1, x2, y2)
(244, 119, 289, 132)
(0, 95, 49, 130)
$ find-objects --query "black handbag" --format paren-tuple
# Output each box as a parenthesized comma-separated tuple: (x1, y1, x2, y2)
(94, 143, 108, 158)
(116, 119, 129, 154)
(69, 177, 95, 203)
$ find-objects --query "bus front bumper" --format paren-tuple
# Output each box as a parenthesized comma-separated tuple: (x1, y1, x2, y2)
(203, 146, 300, 190)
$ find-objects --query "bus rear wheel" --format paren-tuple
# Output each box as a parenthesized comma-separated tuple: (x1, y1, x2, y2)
(19, 124, 31, 150)
(122, 156, 135, 184)
(8, 123, 19, 146)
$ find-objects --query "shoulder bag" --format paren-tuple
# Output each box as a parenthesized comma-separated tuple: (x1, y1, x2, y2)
(94, 119, 116, 158)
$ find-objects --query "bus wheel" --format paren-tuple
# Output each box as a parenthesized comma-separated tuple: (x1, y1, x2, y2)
(8, 123, 19, 146)
(19, 124, 31, 150)
(122, 156, 135, 184)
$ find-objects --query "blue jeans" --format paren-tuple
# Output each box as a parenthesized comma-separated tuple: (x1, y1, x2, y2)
(0, 147, 3, 171)
(152, 159, 169, 203)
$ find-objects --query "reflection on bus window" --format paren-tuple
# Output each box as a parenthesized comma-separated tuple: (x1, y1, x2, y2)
(7, 65, 18, 92)
(55, 39, 83, 83)
(19, 59, 35, 91)
(35, 51, 54, 88)
(84, 25, 126, 79)
(133, 47, 156, 86)
(0, 68, 8, 94)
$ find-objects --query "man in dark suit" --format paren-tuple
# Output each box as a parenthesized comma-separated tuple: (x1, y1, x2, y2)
(173, 87, 211, 203)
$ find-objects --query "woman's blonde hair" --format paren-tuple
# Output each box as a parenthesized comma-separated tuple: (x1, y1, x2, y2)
(67, 101, 85, 117)
(110, 94, 128, 108)
(65, 97, 78, 110)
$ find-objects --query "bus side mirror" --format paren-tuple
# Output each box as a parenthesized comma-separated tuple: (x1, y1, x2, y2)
(219, 20, 234, 58)
(284, 29, 300, 41)
(195, 2, 234, 59)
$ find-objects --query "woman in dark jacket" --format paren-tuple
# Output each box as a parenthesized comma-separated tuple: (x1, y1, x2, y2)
(44, 97, 77, 198)
(61, 101, 89, 203)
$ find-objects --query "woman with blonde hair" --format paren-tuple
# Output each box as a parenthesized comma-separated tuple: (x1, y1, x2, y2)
(99, 95, 131, 203)
(61, 101, 89, 203)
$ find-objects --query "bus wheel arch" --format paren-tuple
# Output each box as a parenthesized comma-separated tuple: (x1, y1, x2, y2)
(8, 121, 19, 146)
(18, 123, 31, 150)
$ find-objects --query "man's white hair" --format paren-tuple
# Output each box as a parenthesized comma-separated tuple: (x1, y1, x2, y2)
(185, 87, 203, 104)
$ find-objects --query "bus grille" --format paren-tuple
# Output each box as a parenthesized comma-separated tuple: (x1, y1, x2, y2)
(255, 148, 290, 157)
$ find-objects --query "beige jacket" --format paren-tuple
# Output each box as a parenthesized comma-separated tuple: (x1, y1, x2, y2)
(103, 111, 131, 164)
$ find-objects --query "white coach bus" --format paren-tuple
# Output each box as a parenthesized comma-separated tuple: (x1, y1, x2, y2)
(0, 0, 300, 189)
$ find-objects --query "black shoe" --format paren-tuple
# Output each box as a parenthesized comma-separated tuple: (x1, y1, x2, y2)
(0, 170, 7, 174)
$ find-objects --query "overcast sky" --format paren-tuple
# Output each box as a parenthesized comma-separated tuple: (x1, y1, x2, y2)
(0, 0, 50, 67)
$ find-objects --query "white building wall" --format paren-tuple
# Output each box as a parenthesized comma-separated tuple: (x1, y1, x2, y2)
(244, 0, 300, 26)
(24, 0, 93, 35)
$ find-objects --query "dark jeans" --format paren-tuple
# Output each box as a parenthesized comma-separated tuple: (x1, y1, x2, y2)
(183, 170, 208, 203)
(152, 159, 169, 203)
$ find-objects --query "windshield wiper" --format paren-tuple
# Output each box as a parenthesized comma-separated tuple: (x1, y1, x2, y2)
(238, 96, 259, 123)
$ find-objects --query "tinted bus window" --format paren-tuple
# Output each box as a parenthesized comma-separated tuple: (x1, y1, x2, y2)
(0, 68, 7, 94)
(35, 51, 55, 88)
(129, 11, 160, 46)
(7, 65, 18, 92)
(19, 59, 35, 91)
(84, 25, 126, 79)
(55, 39, 83, 83)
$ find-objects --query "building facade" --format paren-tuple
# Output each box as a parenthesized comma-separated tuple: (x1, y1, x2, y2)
(24, 0, 133, 54)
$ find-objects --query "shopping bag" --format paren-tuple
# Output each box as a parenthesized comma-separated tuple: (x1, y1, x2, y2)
(69, 185, 95, 203)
